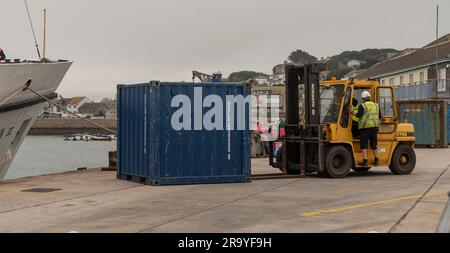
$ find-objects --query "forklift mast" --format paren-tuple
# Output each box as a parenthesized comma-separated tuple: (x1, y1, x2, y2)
(275, 63, 325, 175)
(285, 64, 321, 126)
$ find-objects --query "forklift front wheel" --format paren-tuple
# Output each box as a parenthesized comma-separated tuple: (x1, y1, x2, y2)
(323, 146, 352, 178)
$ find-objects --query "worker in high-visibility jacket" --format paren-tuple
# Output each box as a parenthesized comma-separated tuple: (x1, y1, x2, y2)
(352, 91, 382, 167)
(351, 98, 360, 138)
(0, 48, 6, 62)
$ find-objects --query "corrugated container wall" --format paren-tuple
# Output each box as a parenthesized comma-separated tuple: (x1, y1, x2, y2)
(117, 82, 251, 185)
(398, 100, 449, 148)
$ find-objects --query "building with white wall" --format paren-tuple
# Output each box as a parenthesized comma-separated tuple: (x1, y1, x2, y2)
(356, 34, 450, 87)
(40, 96, 93, 118)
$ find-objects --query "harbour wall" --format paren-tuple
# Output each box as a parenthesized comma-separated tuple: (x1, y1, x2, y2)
(29, 118, 117, 135)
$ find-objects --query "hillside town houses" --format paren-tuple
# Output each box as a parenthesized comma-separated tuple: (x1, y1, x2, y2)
(38, 34, 449, 121)
(250, 34, 450, 88)
(40, 96, 117, 119)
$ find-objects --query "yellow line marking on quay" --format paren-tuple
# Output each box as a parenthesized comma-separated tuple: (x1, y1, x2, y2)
(300, 191, 447, 218)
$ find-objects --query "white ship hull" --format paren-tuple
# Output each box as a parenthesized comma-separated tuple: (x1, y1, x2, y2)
(0, 61, 72, 179)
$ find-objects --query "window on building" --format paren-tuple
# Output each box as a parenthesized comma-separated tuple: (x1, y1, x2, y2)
(381, 80, 386, 86)
(437, 68, 447, 92)
(409, 74, 414, 85)
(389, 78, 395, 86)
(400, 76, 404, 85)
(420, 72, 424, 83)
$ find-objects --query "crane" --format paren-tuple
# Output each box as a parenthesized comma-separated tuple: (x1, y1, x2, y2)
(192, 71, 223, 83)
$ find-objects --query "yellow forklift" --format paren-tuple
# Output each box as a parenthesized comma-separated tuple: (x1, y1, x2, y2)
(269, 63, 416, 178)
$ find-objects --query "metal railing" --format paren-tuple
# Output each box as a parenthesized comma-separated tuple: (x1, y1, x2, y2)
(437, 191, 450, 233)
(395, 81, 433, 101)
(395, 79, 450, 101)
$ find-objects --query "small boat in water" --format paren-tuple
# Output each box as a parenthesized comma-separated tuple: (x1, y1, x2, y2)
(64, 134, 83, 141)
(83, 134, 115, 141)
(64, 133, 116, 142)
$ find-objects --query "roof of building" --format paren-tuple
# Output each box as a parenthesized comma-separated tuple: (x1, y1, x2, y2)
(387, 48, 419, 60)
(343, 69, 363, 79)
(356, 34, 450, 79)
(424, 33, 450, 47)
(78, 102, 107, 113)
(57, 96, 89, 106)
(100, 99, 117, 109)
(70, 97, 88, 105)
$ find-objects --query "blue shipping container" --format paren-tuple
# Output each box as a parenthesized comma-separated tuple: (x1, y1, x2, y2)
(398, 100, 449, 148)
(117, 81, 251, 185)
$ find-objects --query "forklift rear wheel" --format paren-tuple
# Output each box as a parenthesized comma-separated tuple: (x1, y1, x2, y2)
(389, 144, 416, 175)
(323, 146, 352, 178)
(352, 167, 371, 173)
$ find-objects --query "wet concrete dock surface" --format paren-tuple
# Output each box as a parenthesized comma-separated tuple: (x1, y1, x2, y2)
(0, 148, 449, 233)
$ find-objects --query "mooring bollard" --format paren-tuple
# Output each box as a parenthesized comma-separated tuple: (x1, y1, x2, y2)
(102, 151, 117, 171)
(437, 191, 450, 233)
(109, 151, 117, 168)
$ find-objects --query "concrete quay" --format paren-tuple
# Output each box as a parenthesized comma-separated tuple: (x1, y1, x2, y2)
(0, 148, 449, 233)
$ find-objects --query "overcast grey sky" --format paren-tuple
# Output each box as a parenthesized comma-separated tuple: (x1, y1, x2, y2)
(2, 0, 449, 100)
